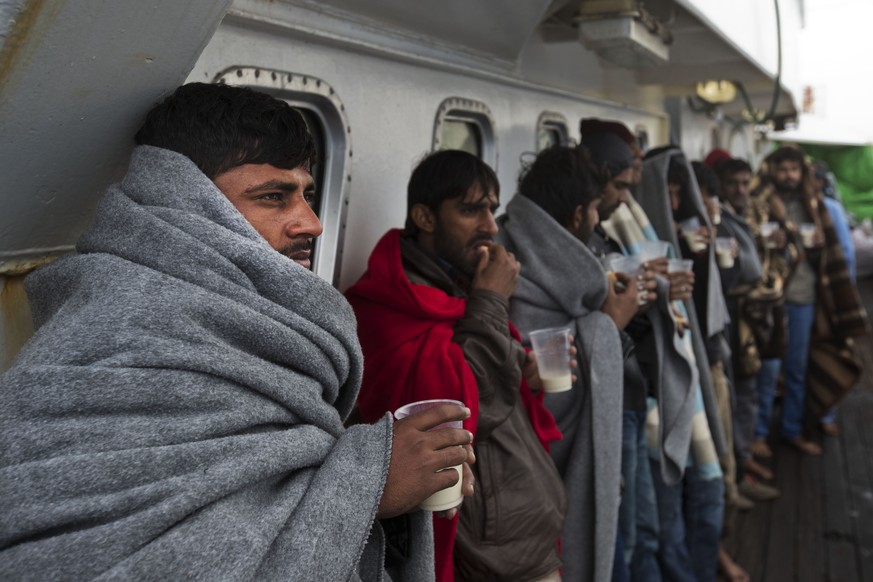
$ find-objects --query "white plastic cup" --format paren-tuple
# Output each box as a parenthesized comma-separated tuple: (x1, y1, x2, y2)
(706, 198, 722, 225)
(760, 222, 778, 248)
(609, 255, 646, 305)
(529, 327, 573, 393)
(800, 223, 816, 248)
(710, 207, 722, 225)
(394, 399, 465, 512)
(667, 258, 694, 273)
(636, 240, 670, 262)
(715, 237, 736, 268)
(679, 217, 707, 252)
(610, 255, 642, 276)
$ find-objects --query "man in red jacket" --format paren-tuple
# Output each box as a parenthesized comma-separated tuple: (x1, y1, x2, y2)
(347, 150, 566, 582)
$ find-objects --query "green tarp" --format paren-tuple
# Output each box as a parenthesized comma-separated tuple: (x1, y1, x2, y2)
(799, 143, 873, 221)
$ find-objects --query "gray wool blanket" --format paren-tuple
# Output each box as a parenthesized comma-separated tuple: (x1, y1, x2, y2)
(496, 195, 622, 582)
(0, 146, 434, 581)
(638, 149, 727, 457)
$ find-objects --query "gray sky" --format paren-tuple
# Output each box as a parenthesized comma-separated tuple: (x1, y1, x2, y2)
(799, 0, 873, 141)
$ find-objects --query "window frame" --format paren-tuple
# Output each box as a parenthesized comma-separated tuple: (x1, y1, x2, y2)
(214, 66, 351, 287)
(432, 97, 497, 168)
(536, 111, 571, 151)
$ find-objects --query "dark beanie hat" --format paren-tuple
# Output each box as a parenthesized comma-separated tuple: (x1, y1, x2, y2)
(579, 118, 636, 145)
(580, 131, 634, 178)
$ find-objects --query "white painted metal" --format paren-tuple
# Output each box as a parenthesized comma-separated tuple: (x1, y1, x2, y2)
(0, 0, 232, 269)
(188, 3, 669, 290)
(0, 0, 805, 367)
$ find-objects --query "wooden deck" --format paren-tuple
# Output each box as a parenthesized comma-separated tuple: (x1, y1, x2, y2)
(723, 276, 873, 582)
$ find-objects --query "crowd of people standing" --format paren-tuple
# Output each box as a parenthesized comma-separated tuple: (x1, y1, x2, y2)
(1, 83, 870, 581)
(346, 117, 871, 581)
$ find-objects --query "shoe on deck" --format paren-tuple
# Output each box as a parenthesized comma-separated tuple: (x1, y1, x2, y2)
(821, 422, 839, 437)
(727, 493, 755, 511)
(788, 436, 823, 456)
(750, 439, 773, 458)
(739, 478, 780, 501)
(744, 458, 774, 481)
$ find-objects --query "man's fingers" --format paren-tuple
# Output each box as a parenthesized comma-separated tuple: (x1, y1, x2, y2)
(613, 272, 632, 285)
(463, 443, 476, 465)
(475, 246, 490, 273)
(432, 462, 462, 490)
(428, 428, 474, 455)
(648, 257, 669, 275)
(436, 507, 459, 520)
(460, 462, 475, 497)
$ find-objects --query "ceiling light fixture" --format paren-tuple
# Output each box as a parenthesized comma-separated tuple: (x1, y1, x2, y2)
(695, 80, 737, 104)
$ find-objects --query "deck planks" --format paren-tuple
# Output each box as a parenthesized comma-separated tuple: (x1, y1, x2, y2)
(724, 276, 873, 582)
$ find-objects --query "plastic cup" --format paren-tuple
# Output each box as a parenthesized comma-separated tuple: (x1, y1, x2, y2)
(706, 198, 722, 225)
(715, 237, 736, 268)
(610, 255, 642, 276)
(800, 223, 816, 247)
(667, 258, 694, 273)
(679, 217, 707, 252)
(710, 207, 722, 225)
(761, 222, 778, 248)
(637, 240, 670, 262)
(394, 399, 465, 512)
(609, 255, 646, 305)
(529, 327, 573, 393)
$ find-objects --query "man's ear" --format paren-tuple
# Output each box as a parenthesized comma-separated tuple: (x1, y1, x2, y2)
(571, 205, 585, 231)
(410, 203, 437, 234)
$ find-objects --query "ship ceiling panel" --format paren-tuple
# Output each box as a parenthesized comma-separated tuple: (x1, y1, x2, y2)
(282, 0, 554, 63)
(0, 0, 232, 269)
(632, 5, 796, 117)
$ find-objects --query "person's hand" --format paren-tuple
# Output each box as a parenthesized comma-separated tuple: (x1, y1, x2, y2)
(812, 227, 825, 248)
(644, 257, 669, 277)
(378, 404, 474, 519)
(691, 227, 711, 257)
(668, 269, 695, 302)
(435, 445, 476, 520)
(602, 272, 639, 330)
(523, 341, 578, 393)
(472, 244, 520, 300)
(768, 228, 787, 250)
(638, 265, 659, 304)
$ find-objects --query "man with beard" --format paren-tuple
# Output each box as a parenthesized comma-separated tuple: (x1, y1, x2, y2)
(0, 83, 473, 581)
(578, 124, 664, 582)
(497, 144, 638, 582)
(711, 158, 780, 489)
(747, 146, 869, 456)
(346, 150, 566, 582)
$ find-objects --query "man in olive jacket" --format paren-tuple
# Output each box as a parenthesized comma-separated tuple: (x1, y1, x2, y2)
(347, 150, 566, 582)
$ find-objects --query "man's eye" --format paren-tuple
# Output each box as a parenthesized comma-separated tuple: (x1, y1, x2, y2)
(257, 193, 282, 202)
(304, 191, 317, 206)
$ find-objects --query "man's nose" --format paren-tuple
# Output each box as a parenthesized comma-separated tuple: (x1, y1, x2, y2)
(286, 200, 324, 238)
(481, 211, 499, 236)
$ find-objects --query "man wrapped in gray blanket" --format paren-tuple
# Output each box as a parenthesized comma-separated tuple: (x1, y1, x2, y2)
(0, 83, 474, 581)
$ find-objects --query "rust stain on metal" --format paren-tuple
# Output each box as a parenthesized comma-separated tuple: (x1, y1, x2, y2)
(0, 253, 64, 276)
(1, 275, 34, 372)
(0, 0, 64, 96)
